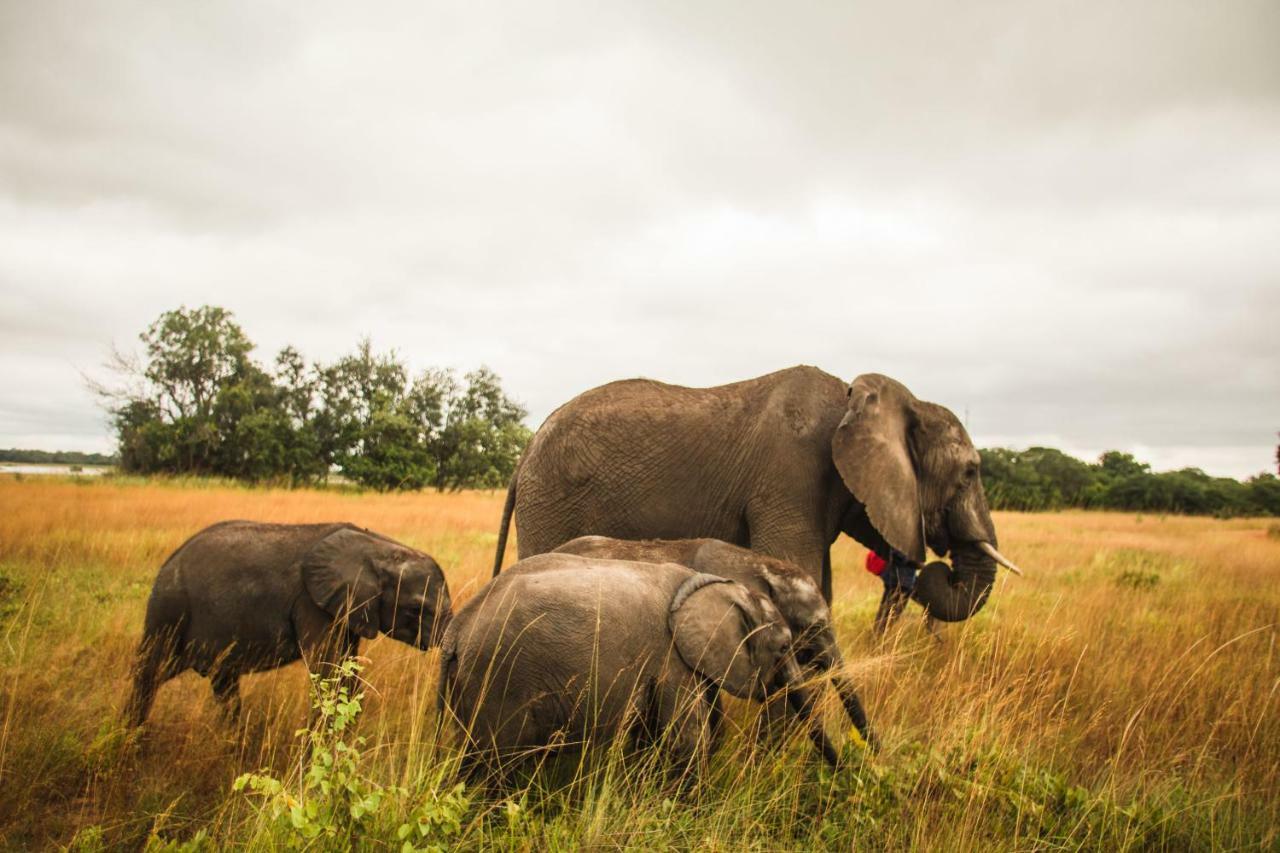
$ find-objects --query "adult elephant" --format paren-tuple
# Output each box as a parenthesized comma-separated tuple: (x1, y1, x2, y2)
(493, 367, 1022, 619)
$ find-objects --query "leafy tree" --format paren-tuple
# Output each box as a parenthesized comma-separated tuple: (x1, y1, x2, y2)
(314, 345, 529, 492)
(1097, 451, 1150, 481)
(141, 306, 255, 421)
(97, 306, 327, 484)
(430, 367, 531, 491)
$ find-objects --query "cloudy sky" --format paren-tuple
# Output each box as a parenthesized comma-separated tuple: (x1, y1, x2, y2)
(2, 0, 1277, 477)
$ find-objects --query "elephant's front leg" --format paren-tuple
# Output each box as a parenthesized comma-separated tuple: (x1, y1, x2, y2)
(661, 679, 720, 785)
(744, 507, 828, 594)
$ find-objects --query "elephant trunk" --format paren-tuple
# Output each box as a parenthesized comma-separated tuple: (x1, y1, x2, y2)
(781, 657, 840, 766)
(818, 642, 879, 751)
(909, 542, 997, 623)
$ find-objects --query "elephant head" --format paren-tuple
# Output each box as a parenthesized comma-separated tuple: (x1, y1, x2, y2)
(683, 539, 876, 748)
(668, 572, 839, 764)
(832, 374, 1023, 623)
(302, 527, 452, 648)
(753, 561, 877, 749)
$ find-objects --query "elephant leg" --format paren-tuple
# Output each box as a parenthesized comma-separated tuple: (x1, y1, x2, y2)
(822, 549, 833, 605)
(211, 670, 242, 724)
(754, 689, 798, 748)
(662, 681, 718, 785)
(745, 511, 827, 592)
(125, 628, 184, 728)
(873, 586, 911, 634)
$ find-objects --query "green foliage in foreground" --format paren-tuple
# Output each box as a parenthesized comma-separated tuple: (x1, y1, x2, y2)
(234, 660, 470, 851)
(96, 306, 530, 491)
(981, 447, 1280, 517)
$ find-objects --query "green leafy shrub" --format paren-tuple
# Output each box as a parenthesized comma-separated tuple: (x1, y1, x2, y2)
(233, 659, 472, 850)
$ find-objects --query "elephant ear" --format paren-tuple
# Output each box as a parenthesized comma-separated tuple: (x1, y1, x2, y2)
(302, 528, 384, 640)
(832, 373, 925, 563)
(669, 573, 762, 699)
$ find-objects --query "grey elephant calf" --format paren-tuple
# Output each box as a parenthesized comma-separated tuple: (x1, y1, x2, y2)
(552, 536, 877, 749)
(439, 553, 837, 779)
(125, 520, 452, 727)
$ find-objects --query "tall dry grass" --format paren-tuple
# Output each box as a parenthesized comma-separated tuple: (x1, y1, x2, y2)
(0, 475, 1277, 849)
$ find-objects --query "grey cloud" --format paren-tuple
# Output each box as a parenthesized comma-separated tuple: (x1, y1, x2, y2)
(0, 0, 1277, 477)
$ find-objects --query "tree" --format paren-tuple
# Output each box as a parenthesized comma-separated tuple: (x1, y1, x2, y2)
(98, 306, 327, 484)
(95, 306, 530, 490)
(430, 367, 531, 491)
(1096, 451, 1150, 481)
(100, 306, 259, 475)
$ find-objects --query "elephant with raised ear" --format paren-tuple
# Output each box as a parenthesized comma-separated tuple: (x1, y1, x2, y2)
(440, 553, 838, 779)
(494, 367, 1022, 621)
(125, 520, 452, 728)
(553, 535, 877, 749)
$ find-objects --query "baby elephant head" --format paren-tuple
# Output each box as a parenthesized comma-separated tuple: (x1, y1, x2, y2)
(668, 573, 796, 702)
(302, 527, 452, 649)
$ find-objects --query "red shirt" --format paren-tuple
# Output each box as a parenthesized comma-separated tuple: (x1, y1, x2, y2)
(865, 551, 887, 576)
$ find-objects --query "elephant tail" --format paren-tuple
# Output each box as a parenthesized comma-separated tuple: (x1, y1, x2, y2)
(492, 474, 517, 577)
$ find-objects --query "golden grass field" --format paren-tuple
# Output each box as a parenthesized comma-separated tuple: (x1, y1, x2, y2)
(1, 475, 1277, 850)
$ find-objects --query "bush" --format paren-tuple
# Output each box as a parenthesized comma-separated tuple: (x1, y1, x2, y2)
(233, 659, 472, 850)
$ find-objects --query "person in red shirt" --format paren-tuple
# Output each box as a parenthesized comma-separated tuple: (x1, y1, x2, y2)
(865, 548, 922, 634)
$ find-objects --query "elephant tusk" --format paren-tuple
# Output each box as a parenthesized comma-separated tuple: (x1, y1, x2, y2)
(978, 541, 1024, 576)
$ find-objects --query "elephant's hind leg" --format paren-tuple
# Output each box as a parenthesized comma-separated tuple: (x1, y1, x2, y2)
(211, 670, 243, 724)
(125, 627, 185, 728)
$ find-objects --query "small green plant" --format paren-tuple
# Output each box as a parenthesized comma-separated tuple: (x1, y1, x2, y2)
(234, 659, 381, 846)
(397, 780, 472, 852)
(1116, 569, 1160, 590)
(144, 829, 213, 852)
(234, 659, 471, 850)
(0, 568, 21, 620)
(66, 825, 106, 852)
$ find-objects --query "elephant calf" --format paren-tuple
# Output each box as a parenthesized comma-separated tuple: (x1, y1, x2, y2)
(552, 536, 877, 749)
(125, 520, 452, 727)
(439, 553, 837, 779)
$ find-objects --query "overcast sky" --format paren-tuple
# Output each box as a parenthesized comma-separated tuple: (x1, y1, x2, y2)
(2, 0, 1277, 478)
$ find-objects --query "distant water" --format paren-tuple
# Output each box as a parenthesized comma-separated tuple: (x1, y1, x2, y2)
(0, 463, 112, 476)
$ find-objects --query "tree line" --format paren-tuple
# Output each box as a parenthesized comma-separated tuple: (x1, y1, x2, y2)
(0, 449, 118, 466)
(979, 446, 1280, 517)
(87, 305, 1278, 515)
(95, 306, 530, 491)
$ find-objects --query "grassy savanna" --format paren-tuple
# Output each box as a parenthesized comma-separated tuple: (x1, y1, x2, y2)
(1, 477, 1277, 849)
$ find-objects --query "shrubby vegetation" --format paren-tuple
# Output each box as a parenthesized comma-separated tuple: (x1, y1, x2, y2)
(981, 447, 1280, 516)
(95, 306, 530, 491)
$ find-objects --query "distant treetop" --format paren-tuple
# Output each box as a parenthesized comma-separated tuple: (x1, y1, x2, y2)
(0, 449, 118, 466)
